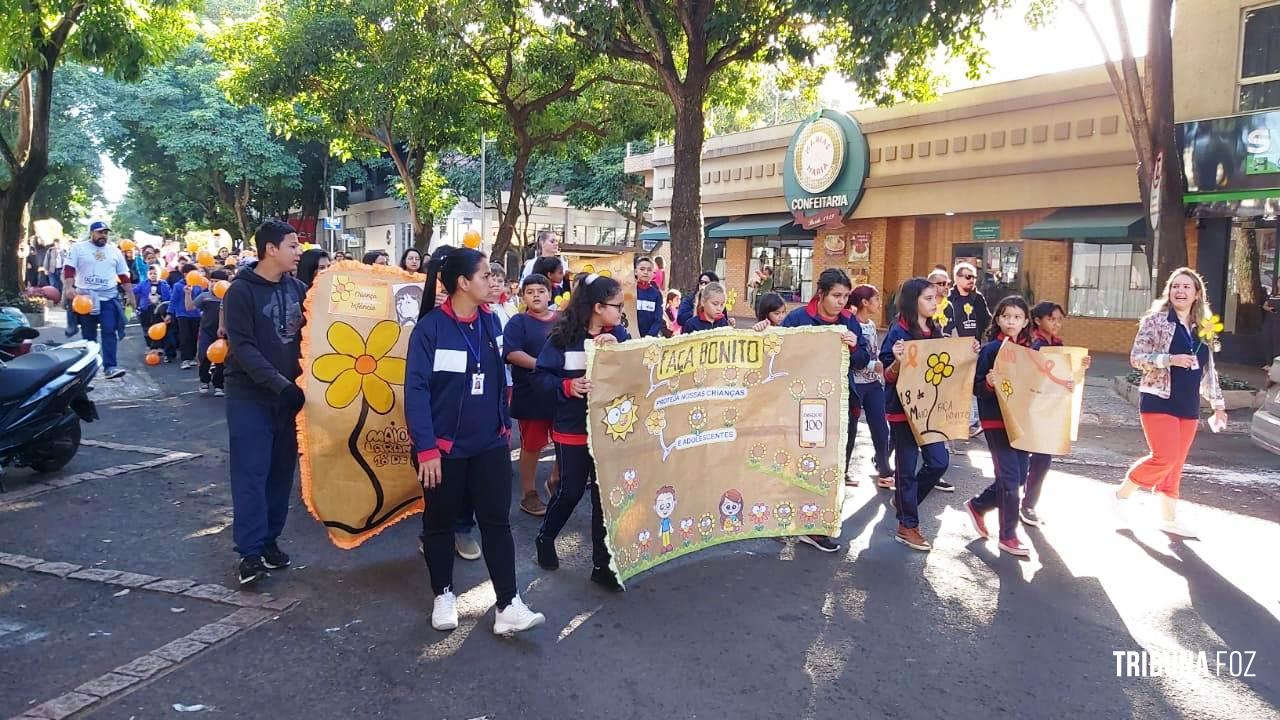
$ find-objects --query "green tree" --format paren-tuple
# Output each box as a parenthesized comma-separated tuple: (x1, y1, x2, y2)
(100, 45, 303, 244)
(18, 64, 106, 230)
(544, 0, 1009, 290)
(434, 0, 666, 260)
(0, 0, 193, 292)
(564, 143, 652, 245)
(214, 0, 474, 250)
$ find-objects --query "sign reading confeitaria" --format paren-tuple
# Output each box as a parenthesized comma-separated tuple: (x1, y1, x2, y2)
(783, 109, 871, 230)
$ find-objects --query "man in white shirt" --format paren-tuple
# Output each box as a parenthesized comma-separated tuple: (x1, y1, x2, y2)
(64, 221, 135, 378)
(519, 230, 560, 281)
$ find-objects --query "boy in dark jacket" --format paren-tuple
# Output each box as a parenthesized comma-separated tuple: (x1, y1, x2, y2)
(222, 220, 306, 585)
(633, 256, 665, 337)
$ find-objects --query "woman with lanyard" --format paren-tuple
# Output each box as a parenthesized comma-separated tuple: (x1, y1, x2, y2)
(1115, 268, 1227, 537)
(405, 245, 545, 635)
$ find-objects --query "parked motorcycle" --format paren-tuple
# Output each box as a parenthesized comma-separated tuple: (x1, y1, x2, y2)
(0, 339, 101, 491)
(0, 306, 40, 360)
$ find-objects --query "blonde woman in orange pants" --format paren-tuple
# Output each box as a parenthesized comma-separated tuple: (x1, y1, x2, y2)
(1115, 268, 1227, 537)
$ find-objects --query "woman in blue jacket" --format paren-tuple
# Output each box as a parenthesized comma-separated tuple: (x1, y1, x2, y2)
(405, 245, 545, 636)
(533, 272, 629, 589)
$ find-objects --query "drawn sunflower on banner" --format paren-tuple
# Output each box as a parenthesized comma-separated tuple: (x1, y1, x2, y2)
(925, 352, 954, 386)
(310, 320, 407, 530)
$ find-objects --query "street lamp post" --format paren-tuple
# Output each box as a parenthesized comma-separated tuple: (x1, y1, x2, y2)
(328, 185, 347, 254)
(479, 134, 494, 248)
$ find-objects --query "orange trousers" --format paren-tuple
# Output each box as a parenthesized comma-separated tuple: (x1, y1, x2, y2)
(1125, 413, 1198, 499)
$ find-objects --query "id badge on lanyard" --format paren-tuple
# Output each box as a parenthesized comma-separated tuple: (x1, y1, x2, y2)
(471, 372, 485, 395)
(459, 316, 487, 395)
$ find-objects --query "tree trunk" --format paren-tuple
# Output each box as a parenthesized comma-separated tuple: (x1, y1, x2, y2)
(1145, 0, 1186, 287)
(0, 191, 31, 293)
(492, 144, 531, 262)
(669, 94, 708, 292)
(0, 67, 52, 295)
(414, 212, 433, 253)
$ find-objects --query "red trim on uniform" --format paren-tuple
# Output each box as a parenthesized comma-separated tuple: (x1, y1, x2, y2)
(887, 412, 908, 422)
(417, 448, 441, 462)
(850, 406, 862, 419)
(981, 419, 1005, 430)
(805, 297, 853, 323)
(696, 309, 724, 323)
(884, 368, 899, 383)
(561, 378, 576, 398)
(439, 297, 491, 322)
(436, 438, 455, 454)
(552, 431, 588, 446)
(637, 281, 653, 289)
(1032, 329, 1063, 346)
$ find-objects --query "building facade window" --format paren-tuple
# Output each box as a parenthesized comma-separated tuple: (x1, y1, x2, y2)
(1225, 223, 1277, 334)
(1240, 3, 1280, 111)
(748, 241, 813, 303)
(1068, 241, 1152, 319)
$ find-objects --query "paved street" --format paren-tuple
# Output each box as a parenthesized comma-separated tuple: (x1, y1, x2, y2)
(2, 332, 1278, 720)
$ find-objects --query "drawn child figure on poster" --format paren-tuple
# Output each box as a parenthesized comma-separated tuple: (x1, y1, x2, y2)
(719, 489, 745, 533)
(654, 485, 678, 553)
(392, 283, 423, 326)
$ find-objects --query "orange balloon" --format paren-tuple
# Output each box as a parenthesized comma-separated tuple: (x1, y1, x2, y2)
(224, 256, 238, 267)
(197, 250, 215, 268)
(463, 229, 482, 249)
(72, 295, 93, 314)
(119, 240, 136, 253)
(147, 322, 167, 341)
(145, 351, 162, 366)
(206, 338, 229, 364)
(186, 241, 201, 253)
(212, 280, 230, 298)
(186, 270, 207, 287)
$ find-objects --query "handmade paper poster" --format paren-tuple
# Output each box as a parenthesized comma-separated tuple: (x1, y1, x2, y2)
(896, 336, 979, 445)
(562, 251, 636, 330)
(994, 341, 1087, 455)
(1040, 346, 1089, 443)
(586, 326, 848, 584)
(297, 261, 423, 549)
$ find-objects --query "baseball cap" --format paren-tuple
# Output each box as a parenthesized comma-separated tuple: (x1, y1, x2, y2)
(89, 221, 111, 233)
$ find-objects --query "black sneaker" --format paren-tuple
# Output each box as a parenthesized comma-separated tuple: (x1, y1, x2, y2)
(238, 556, 269, 585)
(1020, 506, 1044, 527)
(590, 566, 623, 591)
(535, 535, 559, 570)
(798, 535, 841, 553)
(261, 543, 291, 569)
(934, 479, 956, 492)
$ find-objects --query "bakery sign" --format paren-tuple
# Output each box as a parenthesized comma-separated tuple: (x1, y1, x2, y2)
(783, 110, 870, 230)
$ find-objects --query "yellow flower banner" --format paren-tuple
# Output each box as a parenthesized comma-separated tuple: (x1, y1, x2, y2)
(896, 337, 979, 445)
(298, 261, 425, 549)
(585, 326, 848, 585)
(994, 341, 1089, 456)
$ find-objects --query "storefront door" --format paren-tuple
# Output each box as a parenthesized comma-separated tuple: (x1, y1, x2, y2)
(952, 243, 1023, 303)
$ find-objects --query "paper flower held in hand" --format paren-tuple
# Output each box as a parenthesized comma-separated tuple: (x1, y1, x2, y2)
(924, 352, 954, 387)
(1198, 314, 1225, 351)
(312, 320, 406, 414)
(932, 296, 950, 325)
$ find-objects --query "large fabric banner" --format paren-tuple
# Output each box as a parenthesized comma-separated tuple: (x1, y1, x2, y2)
(994, 341, 1087, 455)
(297, 262, 425, 549)
(896, 337, 979, 445)
(561, 251, 636, 329)
(586, 326, 848, 584)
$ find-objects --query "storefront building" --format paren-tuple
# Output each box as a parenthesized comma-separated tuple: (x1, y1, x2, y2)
(628, 1, 1280, 361)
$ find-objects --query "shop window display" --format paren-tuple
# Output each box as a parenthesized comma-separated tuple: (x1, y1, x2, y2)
(749, 242, 813, 303)
(1068, 241, 1151, 319)
(1225, 224, 1277, 335)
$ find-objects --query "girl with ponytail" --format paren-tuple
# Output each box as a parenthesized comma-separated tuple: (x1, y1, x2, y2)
(534, 272, 630, 589)
(405, 245, 545, 635)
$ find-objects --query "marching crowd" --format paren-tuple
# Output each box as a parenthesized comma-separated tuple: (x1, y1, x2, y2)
(37, 220, 1230, 637)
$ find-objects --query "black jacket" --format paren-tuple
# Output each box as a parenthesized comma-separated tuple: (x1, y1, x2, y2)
(223, 264, 306, 394)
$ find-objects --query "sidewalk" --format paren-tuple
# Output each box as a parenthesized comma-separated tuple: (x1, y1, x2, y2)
(1082, 352, 1264, 434)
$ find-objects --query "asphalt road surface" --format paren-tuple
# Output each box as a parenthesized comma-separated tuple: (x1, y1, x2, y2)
(1, 333, 1277, 720)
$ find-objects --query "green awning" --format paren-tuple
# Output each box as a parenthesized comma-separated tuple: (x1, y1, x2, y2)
(707, 213, 813, 239)
(1022, 204, 1146, 239)
(637, 224, 669, 242)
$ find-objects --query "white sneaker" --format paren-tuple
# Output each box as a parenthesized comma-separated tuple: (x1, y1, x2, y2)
(431, 591, 458, 631)
(213, 388, 225, 397)
(1160, 519, 1198, 539)
(199, 383, 210, 395)
(1112, 493, 1129, 529)
(493, 595, 544, 636)
(181, 360, 195, 370)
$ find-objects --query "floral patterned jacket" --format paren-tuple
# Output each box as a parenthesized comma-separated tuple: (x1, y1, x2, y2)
(1129, 311, 1225, 409)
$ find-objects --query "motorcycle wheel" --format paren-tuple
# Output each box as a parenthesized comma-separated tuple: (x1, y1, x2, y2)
(25, 420, 81, 473)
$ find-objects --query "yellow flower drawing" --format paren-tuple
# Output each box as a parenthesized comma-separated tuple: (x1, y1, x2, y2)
(688, 406, 708, 433)
(554, 289, 571, 308)
(963, 302, 974, 317)
(1000, 378, 1014, 399)
(330, 275, 358, 304)
(311, 320, 406, 414)
(924, 352, 954, 387)
(797, 454, 819, 477)
(725, 288, 738, 313)
(763, 333, 783, 356)
(645, 410, 667, 435)
(932, 296, 950, 325)
(643, 344, 661, 368)
(722, 407, 739, 426)
(602, 395, 639, 441)
(749, 442, 767, 462)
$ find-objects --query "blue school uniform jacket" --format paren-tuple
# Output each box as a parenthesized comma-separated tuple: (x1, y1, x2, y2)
(635, 282, 665, 337)
(681, 311, 730, 334)
(1029, 329, 1063, 351)
(880, 318, 943, 422)
(974, 333, 1029, 430)
(133, 278, 171, 311)
(534, 325, 630, 444)
(405, 300, 511, 462)
(782, 298, 870, 391)
(503, 311, 557, 420)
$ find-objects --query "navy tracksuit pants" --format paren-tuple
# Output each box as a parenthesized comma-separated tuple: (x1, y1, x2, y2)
(537, 443, 610, 569)
(850, 382, 894, 478)
(891, 422, 949, 529)
(1024, 453, 1052, 510)
(971, 429, 1029, 540)
(227, 390, 298, 558)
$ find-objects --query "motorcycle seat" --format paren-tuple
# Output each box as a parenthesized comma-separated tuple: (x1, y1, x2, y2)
(0, 350, 81, 402)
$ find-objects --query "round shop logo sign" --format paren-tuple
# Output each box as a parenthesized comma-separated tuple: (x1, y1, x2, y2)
(794, 119, 845, 194)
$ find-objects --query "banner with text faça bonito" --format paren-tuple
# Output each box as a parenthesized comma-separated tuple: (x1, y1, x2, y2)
(297, 261, 426, 549)
(586, 326, 848, 585)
